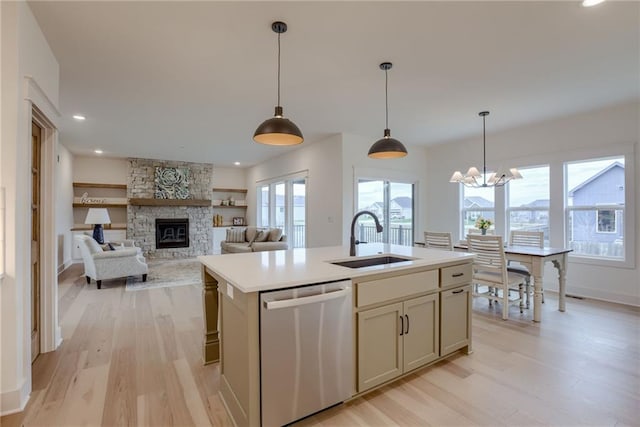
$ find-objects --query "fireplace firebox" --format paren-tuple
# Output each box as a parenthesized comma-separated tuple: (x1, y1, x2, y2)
(156, 218, 189, 249)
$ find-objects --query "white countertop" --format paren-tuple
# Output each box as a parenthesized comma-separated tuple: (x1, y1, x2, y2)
(198, 243, 475, 293)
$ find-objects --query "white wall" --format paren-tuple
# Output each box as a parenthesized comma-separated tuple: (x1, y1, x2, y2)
(212, 166, 246, 189)
(426, 101, 640, 306)
(245, 135, 344, 248)
(72, 155, 128, 184)
(244, 133, 429, 249)
(0, 1, 60, 414)
(56, 145, 74, 271)
(341, 133, 429, 246)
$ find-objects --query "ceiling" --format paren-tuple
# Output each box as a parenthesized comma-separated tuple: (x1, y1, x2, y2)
(28, 1, 639, 167)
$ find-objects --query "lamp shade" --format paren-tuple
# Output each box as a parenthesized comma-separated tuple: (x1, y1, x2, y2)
(84, 208, 111, 225)
(368, 131, 408, 159)
(254, 107, 304, 145)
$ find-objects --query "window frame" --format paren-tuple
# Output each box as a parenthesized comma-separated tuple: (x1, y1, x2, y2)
(506, 164, 550, 245)
(256, 171, 308, 248)
(564, 153, 633, 268)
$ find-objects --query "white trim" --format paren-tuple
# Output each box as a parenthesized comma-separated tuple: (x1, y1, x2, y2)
(0, 377, 30, 416)
(24, 76, 61, 120)
(26, 78, 62, 358)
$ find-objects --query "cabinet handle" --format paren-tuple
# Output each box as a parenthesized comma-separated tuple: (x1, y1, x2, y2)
(399, 315, 404, 336)
(452, 273, 464, 277)
(452, 289, 465, 294)
(405, 314, 409, 335)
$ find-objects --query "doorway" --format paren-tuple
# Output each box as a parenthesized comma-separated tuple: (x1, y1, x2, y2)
(31, 121, 42, 362)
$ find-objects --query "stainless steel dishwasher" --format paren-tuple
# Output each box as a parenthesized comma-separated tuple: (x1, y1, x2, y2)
(260, 280, 353, 427)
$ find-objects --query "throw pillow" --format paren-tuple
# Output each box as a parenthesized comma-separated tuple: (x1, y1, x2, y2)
(226, 228, 246, 243)
(245, 226, 259, 243)
(248, 230, 263, 246)
(268, 228, 283, 242)
(254, 228, 270, 242)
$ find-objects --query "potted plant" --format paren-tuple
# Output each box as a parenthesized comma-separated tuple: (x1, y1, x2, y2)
(475, 217, 493, 235)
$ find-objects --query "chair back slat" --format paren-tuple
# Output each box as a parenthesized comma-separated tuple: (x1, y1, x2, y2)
(509, 230, 544, 248)
(467, 234, 506, 273)
(424, 231, 453, 251)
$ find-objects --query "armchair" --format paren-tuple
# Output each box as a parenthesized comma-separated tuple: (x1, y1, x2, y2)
(76, 235, 148, 289)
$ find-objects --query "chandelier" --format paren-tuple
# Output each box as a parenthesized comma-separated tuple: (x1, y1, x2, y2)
(449, 111, 522, 188)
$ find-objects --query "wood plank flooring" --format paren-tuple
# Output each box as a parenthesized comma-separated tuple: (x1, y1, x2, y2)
(2, 264, 638, 426)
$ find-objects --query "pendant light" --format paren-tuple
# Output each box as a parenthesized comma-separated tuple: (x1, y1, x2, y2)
(449, 111, 523, 187)
(253, 21, 303, 146)
(368, 62, 408, 159)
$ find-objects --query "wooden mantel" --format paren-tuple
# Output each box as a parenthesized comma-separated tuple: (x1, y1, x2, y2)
(129, 198, 211, 207)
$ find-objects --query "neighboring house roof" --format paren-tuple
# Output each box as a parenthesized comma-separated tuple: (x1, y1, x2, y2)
(568, 162, 624, 196)
(392, 196, 412, 209)
(463, 196, 493, 208)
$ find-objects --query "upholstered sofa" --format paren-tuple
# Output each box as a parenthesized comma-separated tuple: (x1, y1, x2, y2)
(76, 235, 148, 289)
(220, 226, 288, 254)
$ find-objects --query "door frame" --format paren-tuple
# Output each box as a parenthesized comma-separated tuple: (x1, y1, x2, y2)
(26, 77, 61, 354)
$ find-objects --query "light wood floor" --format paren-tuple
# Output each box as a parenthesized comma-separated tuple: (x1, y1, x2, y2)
(2, 264, 638, 426)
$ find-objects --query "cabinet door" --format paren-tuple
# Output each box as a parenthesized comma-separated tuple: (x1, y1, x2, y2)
(403, 294, 439, 372)
(440, 285, 471, 356)
(357, 302, 403, 392)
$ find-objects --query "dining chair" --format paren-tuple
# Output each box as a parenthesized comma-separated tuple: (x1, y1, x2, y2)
(467, 234, 526, 320)
(424, 231, 453, 251)
(508, 230, 544, 308)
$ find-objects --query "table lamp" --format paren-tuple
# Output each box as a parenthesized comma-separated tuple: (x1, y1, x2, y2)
(84, 208, 111, 244)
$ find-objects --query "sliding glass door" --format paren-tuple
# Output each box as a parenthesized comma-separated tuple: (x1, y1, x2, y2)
(356, 179, 414, 246)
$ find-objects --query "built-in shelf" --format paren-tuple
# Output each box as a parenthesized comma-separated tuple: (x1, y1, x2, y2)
(71, 225, 127, 231)
(212, 187, 247, 193)
(129, 198, 211, 207)
(73, 182, 127, 189)
(73, 203, 128, 208)
(212, 205, 247, 209)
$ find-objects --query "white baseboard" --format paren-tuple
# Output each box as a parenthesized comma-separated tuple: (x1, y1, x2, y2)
(57, 259, 75, 274)
(0, 377, 30, 416)
(564, 285, 640, 307)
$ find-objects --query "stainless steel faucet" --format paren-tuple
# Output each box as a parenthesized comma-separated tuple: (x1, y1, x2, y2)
(350, 210, 383, 256)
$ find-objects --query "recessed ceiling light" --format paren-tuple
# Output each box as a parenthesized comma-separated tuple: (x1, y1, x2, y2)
(234, 162, 241, 166)
(582, 0, 606, 7)
(73, 115, 86, 121)
(94, 149, 103, 154)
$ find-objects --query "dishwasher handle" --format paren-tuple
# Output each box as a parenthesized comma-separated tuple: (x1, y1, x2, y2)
(264, 288, 350, 310)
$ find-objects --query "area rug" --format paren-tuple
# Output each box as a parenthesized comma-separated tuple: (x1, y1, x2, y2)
(125, 258, 202, 291)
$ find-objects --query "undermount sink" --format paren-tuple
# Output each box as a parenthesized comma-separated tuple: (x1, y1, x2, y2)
(331, 255, 415, 269)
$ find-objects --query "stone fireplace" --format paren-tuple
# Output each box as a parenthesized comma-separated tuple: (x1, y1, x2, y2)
(127, 158, 213, 259)
(155, 218, 189, 249)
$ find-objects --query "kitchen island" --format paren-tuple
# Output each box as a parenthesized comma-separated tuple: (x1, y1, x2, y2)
(199, 244, 475, 427)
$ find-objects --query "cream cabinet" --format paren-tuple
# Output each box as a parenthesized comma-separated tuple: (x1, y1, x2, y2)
(403, 294, 439, 372)
(355, 263, 472, 395)
(357, 302, 403, 392)
(357, 289, 439, 393)
(440, 285, 472, 356)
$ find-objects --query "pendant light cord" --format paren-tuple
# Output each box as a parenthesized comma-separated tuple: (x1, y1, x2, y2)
(482, 113, 487, 185)
(277, 31, 281, 107)
(385, 68, 389, 129)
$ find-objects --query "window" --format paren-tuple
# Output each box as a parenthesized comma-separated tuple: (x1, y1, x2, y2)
(507, 165, 550, 245)
(356, 179, 414, 246)
(565, 156, 625, 260)
(257, 173, 307, 248)
(597, 209, 616, 233)
(461, 177, 495, 237)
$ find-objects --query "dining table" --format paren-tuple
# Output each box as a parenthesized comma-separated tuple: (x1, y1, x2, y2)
(417, 241, 572, 322)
